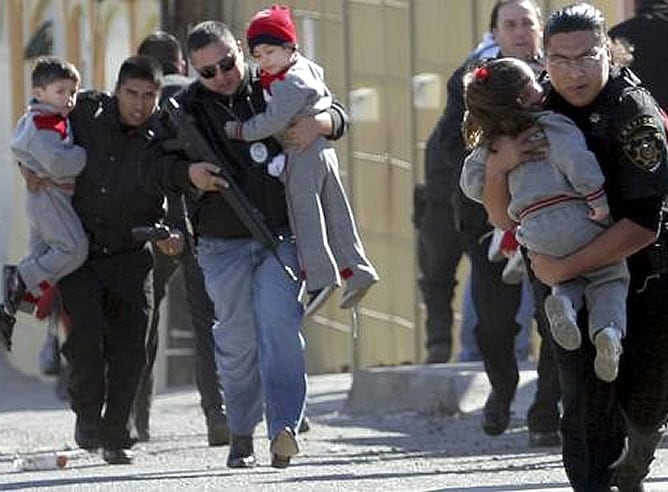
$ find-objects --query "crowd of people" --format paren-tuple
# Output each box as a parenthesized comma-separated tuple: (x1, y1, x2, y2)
(1, 1, 668, 490)
(0, 4, 361, 468)
(417, 0, 668, 490)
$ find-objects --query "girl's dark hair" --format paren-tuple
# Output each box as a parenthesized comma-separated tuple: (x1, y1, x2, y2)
(463, 58, 536, 149)
(115, 55, 162, 91)
(31, 56, 80, 89)
(544, 2, 608, 50)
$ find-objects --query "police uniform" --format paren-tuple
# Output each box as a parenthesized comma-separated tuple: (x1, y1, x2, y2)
(132, 73, 226, 444)
(542, 66, 668, 491)
(414, 106, 466, 363)
(59, 90, 164, 451)
(609, 1, 668, 109)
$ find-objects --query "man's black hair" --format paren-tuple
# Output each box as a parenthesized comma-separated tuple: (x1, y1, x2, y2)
(31, 56, 80, 89)
(186, 21, 236, 55)
(137, 31, 182, 75)
(544, 2, 608, 48)
(116, 55, 163, 90)
(489, 0, 542, 31)
(636, 0, 668, 15)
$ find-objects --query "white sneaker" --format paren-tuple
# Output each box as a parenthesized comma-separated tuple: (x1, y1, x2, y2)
(340, 278, 377, 309)
(303, 286, 335, 318)
(594, 326, 623, 382)
(487, 229, 506, 262)
(544, 295, 581, 350)
(501, 250, 525, 285)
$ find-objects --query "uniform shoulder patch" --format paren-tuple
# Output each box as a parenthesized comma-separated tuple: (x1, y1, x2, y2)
(618, 114, 665, 172)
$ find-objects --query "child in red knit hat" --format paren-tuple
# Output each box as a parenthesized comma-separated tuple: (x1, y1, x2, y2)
(226, 4, 378, 317)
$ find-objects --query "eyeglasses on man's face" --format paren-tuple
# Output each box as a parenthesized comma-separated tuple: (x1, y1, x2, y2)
(197, 51, 237, 79)
(546, 46, 606, 71)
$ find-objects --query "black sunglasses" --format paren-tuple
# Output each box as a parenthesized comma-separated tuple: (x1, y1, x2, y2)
(197, 52, 237, 79)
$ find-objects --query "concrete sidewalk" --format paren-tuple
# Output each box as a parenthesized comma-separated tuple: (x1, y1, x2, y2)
(346, 360, 539, 416)
(2, 352, 668, 491)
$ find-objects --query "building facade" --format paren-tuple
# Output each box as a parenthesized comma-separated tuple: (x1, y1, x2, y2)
(0, 0, 632, 386)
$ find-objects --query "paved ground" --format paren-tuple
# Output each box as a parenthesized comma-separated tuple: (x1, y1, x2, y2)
(2, 352, 668, 491)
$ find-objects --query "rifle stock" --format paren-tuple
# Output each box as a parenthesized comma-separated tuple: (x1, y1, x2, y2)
(160, 98, 298, 282)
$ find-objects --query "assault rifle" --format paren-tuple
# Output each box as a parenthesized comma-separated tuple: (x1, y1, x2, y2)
(160, 97, 298, 282)
(131, 224, 171, 242)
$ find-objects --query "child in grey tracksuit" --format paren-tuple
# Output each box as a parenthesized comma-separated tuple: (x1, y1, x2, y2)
(459, 57, 628, 382)
(0, 56, 87, 350)
(225, 5, 378, 316)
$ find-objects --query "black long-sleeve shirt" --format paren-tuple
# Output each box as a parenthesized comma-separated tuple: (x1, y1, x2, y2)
(145, 63, 348, 240)
(69, 90, 164, 258)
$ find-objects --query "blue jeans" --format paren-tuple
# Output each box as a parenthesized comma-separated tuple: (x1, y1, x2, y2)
(459, 277, 533, 362)
(197, 236, 306, 440)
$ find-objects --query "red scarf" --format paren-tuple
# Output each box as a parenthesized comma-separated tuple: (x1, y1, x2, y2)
(259, 67, 290, 94)
(33, 113, 68, 140)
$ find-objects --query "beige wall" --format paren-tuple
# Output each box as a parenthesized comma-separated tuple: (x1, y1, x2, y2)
(2, 0, 631, 380)
(2, 0, 161, 378)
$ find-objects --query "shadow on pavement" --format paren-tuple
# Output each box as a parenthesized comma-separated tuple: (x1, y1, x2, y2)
(0, 467, 254, 490)
(0, 352, 66, 413)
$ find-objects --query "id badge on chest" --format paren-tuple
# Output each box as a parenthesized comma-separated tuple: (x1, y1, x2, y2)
(249, 142, 269, 164)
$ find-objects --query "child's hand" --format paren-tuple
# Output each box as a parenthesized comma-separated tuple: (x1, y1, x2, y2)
(487, 126, 547, 174)
(18, 163, 52, 192)
(588, 206, 609, 222)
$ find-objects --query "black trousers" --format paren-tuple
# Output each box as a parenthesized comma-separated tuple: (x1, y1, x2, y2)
(463, 222, 561, 432)
(415, 192, 465, 357)
(547, 271, 668, 491)
(523, 255, 562, 433)
(133, 240, 222, 431)
(60, 248, 153, 449)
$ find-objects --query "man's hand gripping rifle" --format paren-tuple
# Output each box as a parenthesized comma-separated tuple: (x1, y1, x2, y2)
(160, 98, 298, 282)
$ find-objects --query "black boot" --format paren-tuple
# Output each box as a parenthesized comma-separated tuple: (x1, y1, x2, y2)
(482, 391, 511, 436)
(74, 415, 102, 450)
(299, 416, 311, 433)
(611, 425, 662, 492)
(205, 407, 230, 446)
(226, 435, 257, 468)
(102, 448, 134, 465)
(0, 309, 15, 351)
(3, 266, 26, 316)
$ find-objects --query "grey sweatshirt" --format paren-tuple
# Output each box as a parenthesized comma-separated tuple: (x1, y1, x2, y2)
(460, 110, 608, 222)
(233, 54, 332, 142)
(11, 101, 86, 185)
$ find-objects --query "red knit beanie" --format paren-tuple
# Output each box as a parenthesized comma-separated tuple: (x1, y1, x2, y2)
(246, 5, 297, 53)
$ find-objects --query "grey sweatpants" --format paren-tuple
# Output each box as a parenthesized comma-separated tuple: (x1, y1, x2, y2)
(516, 200, 629, 341)
(18, 187, 88, 295)
(283, 137, 377, 294)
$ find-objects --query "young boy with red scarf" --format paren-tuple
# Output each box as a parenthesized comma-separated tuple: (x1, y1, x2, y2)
(225, 4, 378, 317)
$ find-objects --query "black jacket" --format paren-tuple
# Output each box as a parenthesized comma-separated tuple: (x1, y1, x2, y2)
(545, 67, 668, 278)
(439, 59, 490, 237)
(146, 63, 348, 240)
(609, 6, 668, 109)
(70, 90, 164, 258)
